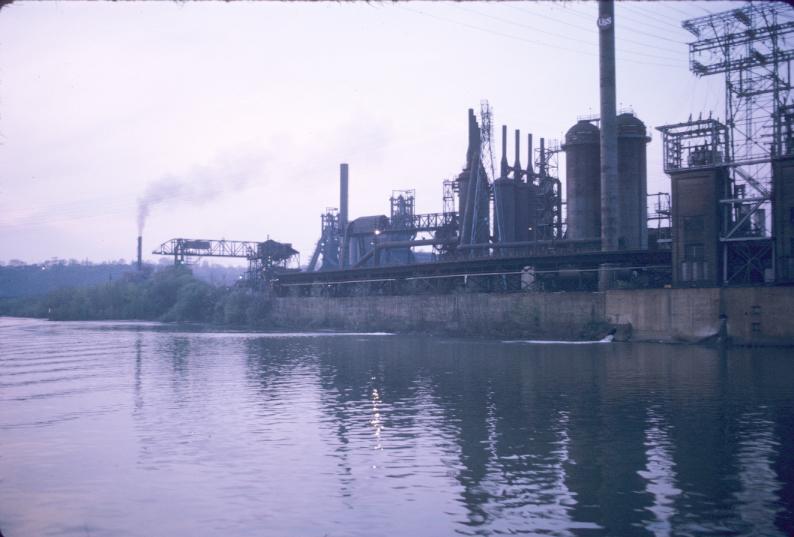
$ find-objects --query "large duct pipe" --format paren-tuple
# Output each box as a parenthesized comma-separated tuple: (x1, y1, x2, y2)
(539, 138, 546, 178)
(137, 236, 143, 271)
(353, 238, 456, 268)
(599, 0, 619, 252)
(339, 163, 349, 232)
(460, 109, 478, 246)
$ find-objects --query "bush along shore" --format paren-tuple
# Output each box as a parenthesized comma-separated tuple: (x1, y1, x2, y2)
(0, 266, 270, 327)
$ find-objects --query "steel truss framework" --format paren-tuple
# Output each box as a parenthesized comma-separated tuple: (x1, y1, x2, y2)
(535, 140, 564, 240)
(648, 192, 672, 248)
(308, 208, 341, 271)
(152, 238, 299, 286)
(380, 211, 458, 234)
(681, 3, 794, 283)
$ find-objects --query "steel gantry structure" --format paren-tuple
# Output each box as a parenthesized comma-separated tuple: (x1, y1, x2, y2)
(152, 238, 299, 286)
(681, 3, 794, 284)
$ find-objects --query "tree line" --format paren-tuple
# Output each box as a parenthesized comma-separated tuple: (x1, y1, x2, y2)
(0, 266, 269, 327)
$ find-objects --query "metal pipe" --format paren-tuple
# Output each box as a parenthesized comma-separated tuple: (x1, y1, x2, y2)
(376, 238, 451, 249)
(514, 129, 521, 179)
(353, 238, 455, 268)
(599, 0, 619, 252)
(527, 133, 534, 178)
(339, 163, 349, 233)
(307, 238, 322, 272)
(340, 221, 352, 269)
(458, 238, 601, 250)
(539, 138, 546, 178)
(468, 108, 477, 162)
(500, 124, 509, 179)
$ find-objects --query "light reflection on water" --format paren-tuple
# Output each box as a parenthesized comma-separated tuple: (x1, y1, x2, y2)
(638, 407, 680, 537)
(1, 317, 793, 536)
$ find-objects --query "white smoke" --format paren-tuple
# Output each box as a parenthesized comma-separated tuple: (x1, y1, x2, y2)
(137, 149, 269, 234)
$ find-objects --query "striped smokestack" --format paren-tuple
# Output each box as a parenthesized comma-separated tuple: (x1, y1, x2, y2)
(598, 0, 619, 252)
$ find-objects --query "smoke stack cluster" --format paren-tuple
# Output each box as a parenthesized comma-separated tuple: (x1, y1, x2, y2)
(137, 236, 143, 271)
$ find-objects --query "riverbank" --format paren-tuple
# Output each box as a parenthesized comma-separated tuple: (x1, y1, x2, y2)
(266, 286, 794, 346)
(3, 265, 792, 345)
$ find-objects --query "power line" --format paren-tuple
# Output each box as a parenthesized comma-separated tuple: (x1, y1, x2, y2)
(611, 9, 689, 43)
(508, 2, 688, 53)
(547, 2, 687, 40)
(480, 4, 686, 61)
(396, 4, 685, 68)
(661, 3, 699, 18)
(619, 4, 690, 32)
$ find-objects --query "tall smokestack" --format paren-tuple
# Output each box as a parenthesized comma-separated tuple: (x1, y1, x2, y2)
(500, 125, 509, 179)
(339, 163, 349, 232)
(527, 133, 534, 179)
(539, 137, 546, 178)
(599, 0, 619, 252)
(514, 129, 521, 179)
(137, 236, 142, 271)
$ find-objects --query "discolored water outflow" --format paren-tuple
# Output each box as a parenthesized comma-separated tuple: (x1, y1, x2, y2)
(1, 317, 793, 536)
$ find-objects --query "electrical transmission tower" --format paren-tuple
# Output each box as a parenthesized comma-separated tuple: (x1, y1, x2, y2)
(683, 2, 794, 282)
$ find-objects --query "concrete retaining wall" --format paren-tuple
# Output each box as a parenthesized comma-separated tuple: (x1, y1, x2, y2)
(269, 292, 605, 339)
(604, 288, 721, 343)
(268, 287, 794, 345)
(722, 287, 794, 345)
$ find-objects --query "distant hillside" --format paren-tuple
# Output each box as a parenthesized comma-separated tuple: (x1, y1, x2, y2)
(0, 260, 245, 298)
(0, 261, 135, 298)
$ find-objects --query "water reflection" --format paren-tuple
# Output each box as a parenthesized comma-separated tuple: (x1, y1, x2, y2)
(638, 407, 681, 537)
(1, 319, 794, 537)
(735, 411, 784, 537)
(134, 334, 143, 412)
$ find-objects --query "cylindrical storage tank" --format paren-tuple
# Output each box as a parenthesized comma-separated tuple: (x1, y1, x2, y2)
(617, 113, 650, 249)
(564, 120, 601, 240)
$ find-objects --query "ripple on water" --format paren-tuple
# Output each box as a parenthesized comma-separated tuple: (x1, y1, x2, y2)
(0, 318, 793, 537)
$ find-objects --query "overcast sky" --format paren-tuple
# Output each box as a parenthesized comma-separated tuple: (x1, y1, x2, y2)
(0, 0, 736, 265)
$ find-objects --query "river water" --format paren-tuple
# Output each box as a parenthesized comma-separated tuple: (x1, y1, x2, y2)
(1, 317, 793, 537)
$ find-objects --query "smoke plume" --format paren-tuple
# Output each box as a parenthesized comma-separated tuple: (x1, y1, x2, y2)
(137, 149, 268, 234)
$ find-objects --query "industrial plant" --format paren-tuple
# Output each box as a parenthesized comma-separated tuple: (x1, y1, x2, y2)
(150, 3, 794, 300)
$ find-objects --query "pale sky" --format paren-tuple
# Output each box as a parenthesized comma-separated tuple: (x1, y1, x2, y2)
(0, 0, 735, 265)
